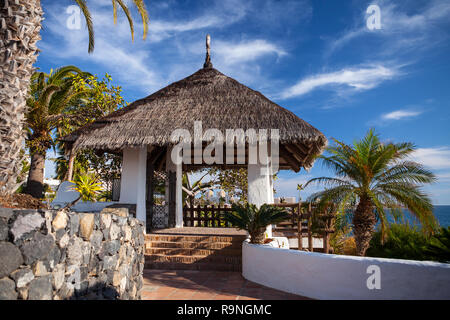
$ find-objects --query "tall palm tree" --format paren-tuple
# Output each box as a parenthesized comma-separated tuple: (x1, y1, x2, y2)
(0, 0, 149, 195)
(305, 130, 437, 256)
(24, 66, 89, 198)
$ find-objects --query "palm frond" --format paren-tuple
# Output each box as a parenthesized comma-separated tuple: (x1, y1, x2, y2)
(73, 0, 94, 52)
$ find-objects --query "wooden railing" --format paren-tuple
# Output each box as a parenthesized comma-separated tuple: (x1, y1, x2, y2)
(183, 204, 235, 228)
(273, 202, 336, 253)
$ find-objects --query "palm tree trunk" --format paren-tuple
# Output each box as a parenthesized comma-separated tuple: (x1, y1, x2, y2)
(0, 0, 43, 194)
(352, 195, 377, 256)
(24, 150, 46, 199)
(66, 150, 75, 181)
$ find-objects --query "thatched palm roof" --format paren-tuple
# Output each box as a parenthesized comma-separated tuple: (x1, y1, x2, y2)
(64, 65, 327, 172)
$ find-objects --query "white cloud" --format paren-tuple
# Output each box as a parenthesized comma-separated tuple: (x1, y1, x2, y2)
(411, 147, 450, 170)
(381, 109, 422, 121)
(281, 65, 398, 99)
(328, 0, 450, 56)
(214, 39, 286, 65)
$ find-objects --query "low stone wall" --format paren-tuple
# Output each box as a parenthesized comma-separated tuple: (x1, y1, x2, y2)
(0, 206, 145, 300)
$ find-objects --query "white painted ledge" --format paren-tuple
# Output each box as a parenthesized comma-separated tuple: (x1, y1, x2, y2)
(242, 240, 450, 300)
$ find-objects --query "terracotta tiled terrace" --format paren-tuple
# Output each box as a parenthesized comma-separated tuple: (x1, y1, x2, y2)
(142, 270, 310, 300)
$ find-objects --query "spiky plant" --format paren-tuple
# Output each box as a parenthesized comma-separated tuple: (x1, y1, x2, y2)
(224, 203, 290, 244)
(0, 0, 149, 195)
(305, 129, 437, 256)
(66, 173, 102, 208)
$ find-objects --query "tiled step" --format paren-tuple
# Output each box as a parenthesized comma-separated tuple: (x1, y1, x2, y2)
(145, 234, 247, 243)
(145, 233, 244, 271)
(145, 262, 241, 272)
(146, 254, 242, 265)
(146, 241, 243, 250)
(146, 247, 242, 256)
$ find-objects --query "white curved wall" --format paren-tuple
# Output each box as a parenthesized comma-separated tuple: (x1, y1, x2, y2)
(242, 241, 450, 300)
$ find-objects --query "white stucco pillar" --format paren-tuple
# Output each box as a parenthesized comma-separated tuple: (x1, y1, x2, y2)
(175, 161, 183, 228)
(120, 147, 147, 228)
(248, 160, 274, 238)
(167, 146, 183, 228)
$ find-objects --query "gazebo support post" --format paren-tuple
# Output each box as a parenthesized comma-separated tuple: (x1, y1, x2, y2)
(248, 160, 274, 238)
(136, 148, 147, 228)
(166, 146, 184, 228)
(119, 147, 147, 230)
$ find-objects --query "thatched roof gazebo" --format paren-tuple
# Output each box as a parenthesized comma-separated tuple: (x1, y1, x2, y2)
(64, 35, 327, 232)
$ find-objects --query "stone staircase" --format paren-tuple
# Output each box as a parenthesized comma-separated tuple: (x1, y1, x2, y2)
(144, 234, 247, 271)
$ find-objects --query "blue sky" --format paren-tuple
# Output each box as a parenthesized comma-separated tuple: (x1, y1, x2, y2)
(37, 0, 450, 204)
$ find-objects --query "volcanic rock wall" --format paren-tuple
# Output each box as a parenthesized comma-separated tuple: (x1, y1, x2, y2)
(0, 206, 145, 300)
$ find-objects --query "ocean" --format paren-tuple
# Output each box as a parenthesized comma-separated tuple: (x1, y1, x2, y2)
(432, 205, 450, 227)
(401, 205, 450, 228)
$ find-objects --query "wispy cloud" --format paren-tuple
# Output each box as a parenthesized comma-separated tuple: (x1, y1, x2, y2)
(327, 0, 450, 56)
(280, 64, 399, 99)
(411, 147, 450, 170)
(214, 39, 286, 65)
(381, 109, 423, 121)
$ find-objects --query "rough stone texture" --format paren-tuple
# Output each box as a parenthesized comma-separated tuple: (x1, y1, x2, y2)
(28, 275, 53, 300)
(100, 213, 112, 229)
(20, 232, 55, 265)
(69, 213, 79, 236)
(0, 242, 23, 278)
(33, 261, 49, 277)
(102, 207, 128, 218)
(0, 208, 13, 220)
(0, 207, 144, 300)
(59, 233, 70, 248)
(52, 264, 65, 291)
(0, 218, 8, 241)
(11, 268, 34, 288)
(109, 223, 121, 241)
(0, 277, 17, 300)
(10, 212, 45, 242)
(52, 210, 68, 230)
(67, 237, 83, 265)
(79, 214, 94, 240)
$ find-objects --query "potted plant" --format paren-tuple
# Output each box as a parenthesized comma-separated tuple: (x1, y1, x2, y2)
(224, 203, 290, 244)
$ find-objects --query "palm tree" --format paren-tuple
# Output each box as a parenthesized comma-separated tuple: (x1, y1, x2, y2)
(224, 203, 290, 244)
(24, 66, 89, 198)
(305, 130, 437, 256)
(0, 0, 149, 195)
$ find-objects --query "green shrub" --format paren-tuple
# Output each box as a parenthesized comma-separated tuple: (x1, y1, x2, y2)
(423, 227, 450, 263)
(366, 224, 428, 260)
(367, 224, 450, 262)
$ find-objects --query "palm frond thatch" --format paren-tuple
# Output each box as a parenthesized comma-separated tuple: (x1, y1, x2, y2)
(64, 67, 327, 171)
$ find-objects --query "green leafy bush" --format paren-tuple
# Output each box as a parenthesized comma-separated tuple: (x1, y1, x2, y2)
(367, 224, 450, 262)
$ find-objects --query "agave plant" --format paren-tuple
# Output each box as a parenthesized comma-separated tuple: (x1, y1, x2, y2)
(224, 203, 290, 244)
(66, 173, 102, 208)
